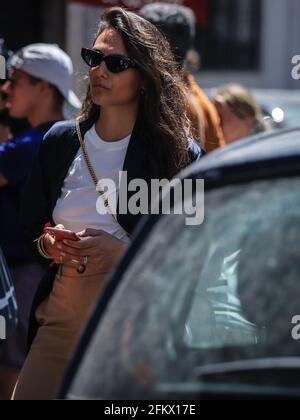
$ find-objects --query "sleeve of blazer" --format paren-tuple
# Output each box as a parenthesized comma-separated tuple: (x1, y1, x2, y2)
(20, 130, 56, 268)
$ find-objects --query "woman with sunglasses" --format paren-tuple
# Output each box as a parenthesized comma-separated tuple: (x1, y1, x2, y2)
(14, 7, 203, 400)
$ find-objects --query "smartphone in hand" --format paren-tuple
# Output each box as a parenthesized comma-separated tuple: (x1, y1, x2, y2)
(45, 227, 80, 242)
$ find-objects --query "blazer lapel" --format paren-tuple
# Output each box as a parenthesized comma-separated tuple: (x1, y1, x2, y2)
(117, 113, 149, 233)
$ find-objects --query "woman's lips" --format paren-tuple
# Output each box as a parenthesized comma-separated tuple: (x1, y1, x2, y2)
(92, 83, 109, 90)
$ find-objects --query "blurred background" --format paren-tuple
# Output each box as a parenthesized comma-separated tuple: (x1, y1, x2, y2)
(1, 0, 300, 126)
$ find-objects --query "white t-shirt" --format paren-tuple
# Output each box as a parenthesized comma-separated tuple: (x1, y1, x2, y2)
(53, 125, 131, 242)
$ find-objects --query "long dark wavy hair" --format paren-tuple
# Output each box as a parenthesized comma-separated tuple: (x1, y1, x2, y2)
(81, 7, 191, 179)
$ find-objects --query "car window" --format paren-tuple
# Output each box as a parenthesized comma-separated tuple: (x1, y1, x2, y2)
(68, 176, 300, 399)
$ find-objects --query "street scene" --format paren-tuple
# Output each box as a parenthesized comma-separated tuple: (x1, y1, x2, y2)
(1, 0, 300, 403)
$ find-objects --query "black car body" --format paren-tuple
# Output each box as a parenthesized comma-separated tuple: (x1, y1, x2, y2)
(59, 128, 300, 400)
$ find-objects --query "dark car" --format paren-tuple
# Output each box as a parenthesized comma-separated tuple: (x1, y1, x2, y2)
(59, 128, 300, 400)
(0, 247, 18, 340)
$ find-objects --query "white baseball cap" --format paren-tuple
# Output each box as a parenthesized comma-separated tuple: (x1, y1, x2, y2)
(10, 43, 81, 109)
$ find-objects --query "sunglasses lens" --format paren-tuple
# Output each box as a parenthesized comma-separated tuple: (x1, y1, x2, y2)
(82, 49, 103, 67)
(105, 56, 129, 73)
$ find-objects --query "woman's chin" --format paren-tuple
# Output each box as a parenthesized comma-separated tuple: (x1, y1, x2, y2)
(91, 96, 112, 108)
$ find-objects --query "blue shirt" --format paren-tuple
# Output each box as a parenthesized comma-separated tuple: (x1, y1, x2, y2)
(0, 122, 56, 261)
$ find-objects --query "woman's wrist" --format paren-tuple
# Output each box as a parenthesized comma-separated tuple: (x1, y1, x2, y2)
(43, 233, 53, 257)
(36, 233, 53, 260)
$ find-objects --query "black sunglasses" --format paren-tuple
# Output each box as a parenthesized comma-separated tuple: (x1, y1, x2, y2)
(81, 48, 137, 73)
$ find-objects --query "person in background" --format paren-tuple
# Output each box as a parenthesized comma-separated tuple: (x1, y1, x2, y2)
(0, 38, 11, 142)
(140, 2, 225, 153)
(0, 89, 29, 143)
(0, 43, 81, 400)
(213, 84, 271, 145)
(0, 99, 12, 143)
(0, 38, 29, 143)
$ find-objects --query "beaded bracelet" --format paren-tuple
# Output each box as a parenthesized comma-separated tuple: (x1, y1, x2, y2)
(35, 234, 53, 260)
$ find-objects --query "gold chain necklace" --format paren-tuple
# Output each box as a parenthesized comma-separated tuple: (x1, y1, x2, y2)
(75, 118, 124, 229)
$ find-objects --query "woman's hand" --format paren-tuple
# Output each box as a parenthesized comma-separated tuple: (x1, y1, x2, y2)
(54, 229, 128, 272)
(43, 224, 76, 265)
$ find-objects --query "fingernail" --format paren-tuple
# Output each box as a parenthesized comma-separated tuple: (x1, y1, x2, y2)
(63, 240, 69, 245)
(57, 244, 62, 250)
(60, 252, 66, 257)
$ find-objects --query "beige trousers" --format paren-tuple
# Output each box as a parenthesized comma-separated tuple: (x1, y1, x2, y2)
(12, 265, 110, 400)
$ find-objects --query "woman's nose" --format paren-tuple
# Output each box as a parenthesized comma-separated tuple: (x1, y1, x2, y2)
(90, 60, 108, 78)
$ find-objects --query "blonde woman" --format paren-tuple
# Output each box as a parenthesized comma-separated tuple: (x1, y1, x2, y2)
(213, 84, 271, 145)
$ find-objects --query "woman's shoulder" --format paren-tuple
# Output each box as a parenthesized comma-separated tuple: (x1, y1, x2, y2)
(39, 120, 79, 156)
(43, 120, 77, 142)
(35, 120, 81, 173)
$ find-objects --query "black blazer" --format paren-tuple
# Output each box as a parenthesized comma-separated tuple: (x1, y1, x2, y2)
(21, 114, 203, 349)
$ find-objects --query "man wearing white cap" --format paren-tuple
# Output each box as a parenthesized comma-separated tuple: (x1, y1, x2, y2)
(0, 44, 80, 400)
(3, 43, 81, 125)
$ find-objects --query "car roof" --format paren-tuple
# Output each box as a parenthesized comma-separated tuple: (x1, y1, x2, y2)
(180, 128, 300, 183)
